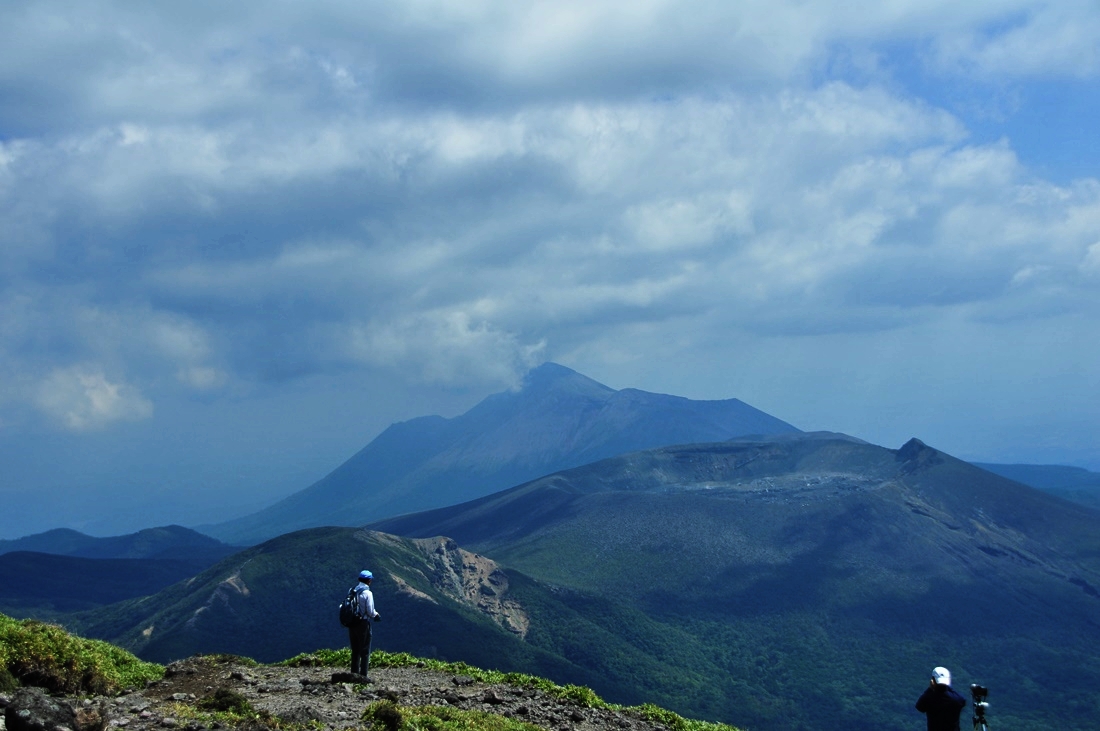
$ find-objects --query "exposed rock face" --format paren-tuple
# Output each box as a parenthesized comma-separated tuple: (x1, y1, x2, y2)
(382, 533, 530, 637)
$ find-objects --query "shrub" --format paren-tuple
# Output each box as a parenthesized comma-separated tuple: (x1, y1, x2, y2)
(363, 700, 404, 731)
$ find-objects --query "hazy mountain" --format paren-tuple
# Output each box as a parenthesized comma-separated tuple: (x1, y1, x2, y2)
(0, 525, 236, 562)
(77, 433, 1100, 730)
(975, 462, 1100, 511)
(207, 362, 799, 545)
(0, 526, 238, 616)
(0, 552, 219, 615)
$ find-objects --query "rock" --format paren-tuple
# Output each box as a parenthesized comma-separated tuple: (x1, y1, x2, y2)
(277, 707, 324, 725)
(5, 688, 106, 731)
(328, 673, 366, 685)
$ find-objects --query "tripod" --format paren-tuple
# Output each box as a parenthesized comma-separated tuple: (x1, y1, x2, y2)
(971, 684, 989, 731)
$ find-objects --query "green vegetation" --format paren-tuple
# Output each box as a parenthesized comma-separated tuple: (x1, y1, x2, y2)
(363, 700, 543, 731)
(0, 612, 164, 694)
(197, 688, 255, 714)
(167, 699, 324, 731)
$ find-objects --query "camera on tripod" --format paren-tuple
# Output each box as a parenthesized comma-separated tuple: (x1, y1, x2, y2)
(970, 684, 990, 730)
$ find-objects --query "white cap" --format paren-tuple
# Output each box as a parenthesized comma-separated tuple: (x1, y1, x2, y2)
(932, 667, 951, 686)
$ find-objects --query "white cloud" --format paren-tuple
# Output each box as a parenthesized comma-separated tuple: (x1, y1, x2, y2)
(344, 311, 545, 387)
(35, 367, 153, 431)
(930, 1, 1100, 79)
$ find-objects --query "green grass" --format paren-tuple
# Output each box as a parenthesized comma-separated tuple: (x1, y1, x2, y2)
(363, 700, 543, 731)
(0, 612, 164, 694)
(167, 699, 325, 731)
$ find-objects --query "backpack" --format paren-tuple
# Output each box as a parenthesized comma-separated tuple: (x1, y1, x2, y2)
(338, 587, 363, 627)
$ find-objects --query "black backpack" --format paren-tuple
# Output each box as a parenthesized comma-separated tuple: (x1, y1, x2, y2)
(338, 587, 363, 627)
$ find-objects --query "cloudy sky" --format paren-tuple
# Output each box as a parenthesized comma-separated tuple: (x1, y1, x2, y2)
(3, 0, 1099, 538)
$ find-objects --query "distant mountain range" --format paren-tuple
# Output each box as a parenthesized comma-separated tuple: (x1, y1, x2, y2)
(0, 525, 235, 561)
(206, 363, 799, 545)
(975, 462, 1100, 511)
(73, 433, 1100, 731)
(0, 526, 237, 616)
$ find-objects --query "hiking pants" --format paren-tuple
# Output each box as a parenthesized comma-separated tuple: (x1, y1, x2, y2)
(349, 618, 372, 676)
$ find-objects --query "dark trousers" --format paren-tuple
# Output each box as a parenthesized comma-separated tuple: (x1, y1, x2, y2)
(349, 618, 372, 676)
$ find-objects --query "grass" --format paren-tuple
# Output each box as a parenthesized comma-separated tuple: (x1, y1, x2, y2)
(0, 612, 164, 694)
(167, 699, 325, 731)
(363, 700, 544, 731)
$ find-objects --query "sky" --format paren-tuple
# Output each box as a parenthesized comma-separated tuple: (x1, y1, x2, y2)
(2, 0, 1099, 539)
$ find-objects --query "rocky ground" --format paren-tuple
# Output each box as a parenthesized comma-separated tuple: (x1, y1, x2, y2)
(2, 656, 685, 731)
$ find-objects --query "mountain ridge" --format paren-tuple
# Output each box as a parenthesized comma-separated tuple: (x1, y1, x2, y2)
(0, 525, 234, 562)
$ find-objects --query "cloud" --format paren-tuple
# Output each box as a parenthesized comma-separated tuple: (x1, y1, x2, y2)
(344, 310, 545, 387)
(35, 366, 153, 431)
(0, 0, 1097, 440)
(929, 1, 1100, 79)
(1082, 242, 1100, 276)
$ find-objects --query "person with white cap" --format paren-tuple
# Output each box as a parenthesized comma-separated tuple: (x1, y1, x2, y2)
(916, 666, 967, 731)
(348, 569, 382, 681)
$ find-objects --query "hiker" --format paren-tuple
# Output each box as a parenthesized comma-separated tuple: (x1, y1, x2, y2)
(916, 666, 967, 731)
(348, 569, 382, 680)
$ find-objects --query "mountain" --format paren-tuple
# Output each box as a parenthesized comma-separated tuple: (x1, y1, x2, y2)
(371, 433, 1100, 731)
(0, 525, 236, 562)
(207, 362, 799, 545)
(974, 462, 1100, 511)
(0, 526, 239, 616)
(78, 433, 1100, 730)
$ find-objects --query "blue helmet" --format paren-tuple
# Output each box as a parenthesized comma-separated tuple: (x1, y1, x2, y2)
(359, 570, 373, 581)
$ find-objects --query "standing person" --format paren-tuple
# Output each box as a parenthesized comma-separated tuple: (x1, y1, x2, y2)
(916, 666, 967, 731)
(348, 570, 381, 681)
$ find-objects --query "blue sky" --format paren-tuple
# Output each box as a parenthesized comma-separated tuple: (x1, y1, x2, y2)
(2, 0, 1099, 538)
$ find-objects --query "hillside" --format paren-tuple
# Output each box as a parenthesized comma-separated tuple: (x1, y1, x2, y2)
(75, 433, 1100, 730)
(0, 552, 220, 615)
(207, 363, 799, 545)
